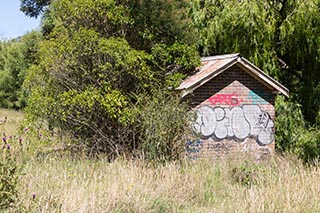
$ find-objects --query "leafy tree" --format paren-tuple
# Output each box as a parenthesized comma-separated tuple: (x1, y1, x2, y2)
(0, 41, 26, 108)
(0, 31, 42, 109)
(120, 0, 194, 51)
(24, 0, 199, 159)
(279, 0, 320, 124)
(21, 0, 195, 49)
(20, 0, 51, 18)
(26, 28, 153, 156)
(189, 0, 320, 125)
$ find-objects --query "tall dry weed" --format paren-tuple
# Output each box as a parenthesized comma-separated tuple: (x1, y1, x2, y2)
(17, 154, 320, 212)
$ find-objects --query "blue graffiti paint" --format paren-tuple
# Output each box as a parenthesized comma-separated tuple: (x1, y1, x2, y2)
(248, 90, 272, 105)
(186, 139, 203, 154)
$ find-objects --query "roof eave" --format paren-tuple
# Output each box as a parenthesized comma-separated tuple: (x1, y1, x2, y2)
(237, 57, 289, 97)
(177, 58, 238, 98)
(176, 54, 289, 98)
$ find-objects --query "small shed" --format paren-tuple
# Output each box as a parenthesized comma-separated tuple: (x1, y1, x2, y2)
(176, 53, 289, 159)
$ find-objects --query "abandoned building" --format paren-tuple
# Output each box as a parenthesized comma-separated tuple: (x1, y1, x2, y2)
(176, 53, 289, 158)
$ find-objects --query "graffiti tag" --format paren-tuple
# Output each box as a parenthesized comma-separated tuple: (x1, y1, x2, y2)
(241, 142, 272, 153)
(248, 90, 272, 105)
(192, 105, 274, 145)
(186, 139, 203, 154)
(207, 142, 232, 152)
(208, 93, 242, 106)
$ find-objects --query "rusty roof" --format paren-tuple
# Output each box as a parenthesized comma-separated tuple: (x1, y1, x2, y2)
(176, 53, 289, 98)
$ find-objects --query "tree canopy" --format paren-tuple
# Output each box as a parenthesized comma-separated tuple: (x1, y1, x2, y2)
(20, 0, 51, 18)
(189, 0, 320, 124)
(23, 0, 199, 159)
(0, 31, 42, 109)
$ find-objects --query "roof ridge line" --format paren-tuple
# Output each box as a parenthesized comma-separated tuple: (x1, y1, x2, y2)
(201, 53, 240, 61)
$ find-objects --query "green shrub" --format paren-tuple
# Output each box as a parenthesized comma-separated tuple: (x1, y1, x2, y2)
(0, 146, 20, 210)
(295, 128, 320, 163)
(276, 96, 320, 162)
(133, 90, 190, 162)
(275, 96, 305, 152)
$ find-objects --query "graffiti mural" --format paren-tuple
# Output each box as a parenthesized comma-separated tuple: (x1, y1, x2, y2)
(192, 105, 274, 145)
(186, 139, 203, 159)
(248, 90, 272, 105)
(208, 93, 242, 106)
(186, 139, 203, 154)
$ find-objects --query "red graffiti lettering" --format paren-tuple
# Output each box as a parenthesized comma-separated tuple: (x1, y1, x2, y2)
(208, 93, 242, 106)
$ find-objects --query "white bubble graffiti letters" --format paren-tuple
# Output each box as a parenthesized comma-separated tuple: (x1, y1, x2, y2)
(192, 106, 216, 137)
(192, 105, 274, 145)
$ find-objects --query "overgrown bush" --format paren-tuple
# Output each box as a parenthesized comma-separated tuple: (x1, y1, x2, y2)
(23, 0, 199, 161)
(296, 128, 320, 162)
(24, 28, 155, 159)
(276, 96, 320, 162)
(133, 90, 190, 162)
(275, 96, 305, 152)
(23, 28, 196, 161)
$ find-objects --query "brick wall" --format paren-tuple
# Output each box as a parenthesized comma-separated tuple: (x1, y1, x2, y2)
(185, 64, 275, 159)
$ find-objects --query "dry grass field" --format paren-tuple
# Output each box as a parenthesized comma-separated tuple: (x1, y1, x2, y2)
(1, 109, 320, 212)
(17, 155, 320, 212)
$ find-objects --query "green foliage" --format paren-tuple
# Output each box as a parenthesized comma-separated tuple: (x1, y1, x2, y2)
(189, 0, 278, 72)
(189, 0, 320, 125)
(279, 0, 320, 124)
(121, 0, 194, 51)
(275, 96, 305, 152)
(133, 90, 190, 162)
(0, 41, 26, 108)
(151, 42, 201, 88)
(20, 0, 51, 18)
(295, 128, 320, 163)
(0, 147, 20, 210)
(25, 28, 153, 157)
(230, 161, 262, 187)
(276, 96, 320, 162)
(36, 0, 194, 50)
(24, 0, 199, 160)
(0, 31, 42, 109)
(25, 29, 194, 160)
(51, 0, 131, 38)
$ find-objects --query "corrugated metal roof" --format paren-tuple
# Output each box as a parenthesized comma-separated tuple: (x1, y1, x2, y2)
(176, 53, 289, 98)
(176, 53, 239, 90)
